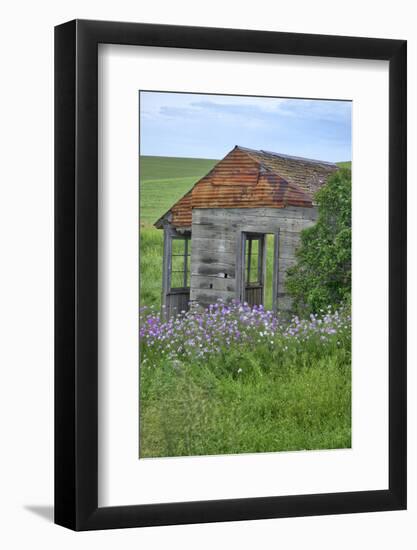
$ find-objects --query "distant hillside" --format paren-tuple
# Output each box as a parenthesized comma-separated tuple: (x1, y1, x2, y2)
(140, 155, 218, 182)
(140, 156, 218, 226)
(337, 161, 351, 169)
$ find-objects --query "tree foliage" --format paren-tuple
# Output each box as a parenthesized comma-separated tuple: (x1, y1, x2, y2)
(285, 167, 351, 314)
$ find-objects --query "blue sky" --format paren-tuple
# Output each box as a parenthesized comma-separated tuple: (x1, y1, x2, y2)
(139, 91, 351, 162)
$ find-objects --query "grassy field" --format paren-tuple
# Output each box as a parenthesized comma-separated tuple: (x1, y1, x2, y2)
(140, 349, 351, 457)
(140, 155, 218, 227)
(336, 161, 352, 169)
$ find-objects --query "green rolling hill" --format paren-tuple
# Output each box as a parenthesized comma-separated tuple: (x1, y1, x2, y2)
(140, 156, 218, 227)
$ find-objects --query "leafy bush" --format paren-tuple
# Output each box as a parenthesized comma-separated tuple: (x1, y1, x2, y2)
(286, 167, 351, 314)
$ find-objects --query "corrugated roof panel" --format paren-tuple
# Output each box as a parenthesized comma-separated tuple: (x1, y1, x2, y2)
(210, 149, 260, 186)
(155, 146, 339, 228)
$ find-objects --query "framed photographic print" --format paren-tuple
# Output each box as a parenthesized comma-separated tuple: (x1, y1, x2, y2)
(55, 20, 406, 530)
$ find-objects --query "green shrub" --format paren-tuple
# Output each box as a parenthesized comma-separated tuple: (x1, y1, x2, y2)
(286, 167, 351, 314)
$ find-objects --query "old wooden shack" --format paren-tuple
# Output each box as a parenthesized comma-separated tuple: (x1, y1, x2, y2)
(154, 146, 338, 316)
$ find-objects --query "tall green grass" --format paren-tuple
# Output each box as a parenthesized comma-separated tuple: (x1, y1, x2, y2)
(140, 228, 163, 309)
(140, 347, 351, 457)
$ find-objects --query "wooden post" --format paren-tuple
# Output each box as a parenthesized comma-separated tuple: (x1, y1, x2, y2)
(235, 231, 246, 303)
(161, 225, 172, 314)
(246, 237, 252, 284)
(183, 237, 188, 289)
(261, 235, 267, 306)
(272, 230, 280, 314)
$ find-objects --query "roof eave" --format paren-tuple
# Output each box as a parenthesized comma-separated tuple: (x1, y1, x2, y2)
(154, 211, 172, 229)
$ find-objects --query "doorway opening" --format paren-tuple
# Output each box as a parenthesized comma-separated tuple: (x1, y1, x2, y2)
(240, 231, 280, 312)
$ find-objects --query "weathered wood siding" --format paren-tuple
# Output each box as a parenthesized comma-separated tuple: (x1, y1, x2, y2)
(190, 207, 317, 312)
(164, 289, 190, 318)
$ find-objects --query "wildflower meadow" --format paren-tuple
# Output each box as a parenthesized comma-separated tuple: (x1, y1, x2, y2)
(139, 300, 351, 458)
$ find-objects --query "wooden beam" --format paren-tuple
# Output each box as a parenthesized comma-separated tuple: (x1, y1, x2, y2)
(261, 235, 267, 306)
(183, 237, 188, 289)
(235, 231, 245, 303)
(272, 230, 280, 314)
(247, 237, 252, 285)
(161, 226, 172, 314)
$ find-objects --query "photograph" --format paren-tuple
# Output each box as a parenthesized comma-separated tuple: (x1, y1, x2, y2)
(139, 91, 352, 459)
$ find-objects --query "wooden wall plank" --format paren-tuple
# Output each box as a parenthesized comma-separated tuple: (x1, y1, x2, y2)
(190, 206, 315, 312)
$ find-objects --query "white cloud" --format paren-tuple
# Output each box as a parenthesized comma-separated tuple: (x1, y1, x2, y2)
(140, 92, 351, 126)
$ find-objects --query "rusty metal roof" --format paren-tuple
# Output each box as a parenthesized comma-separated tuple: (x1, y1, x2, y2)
(240, 147, 338, 198)
(155, 146, 338, 228)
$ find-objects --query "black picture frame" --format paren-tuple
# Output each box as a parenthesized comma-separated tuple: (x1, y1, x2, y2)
(55, 19, 407, 531)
